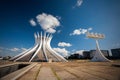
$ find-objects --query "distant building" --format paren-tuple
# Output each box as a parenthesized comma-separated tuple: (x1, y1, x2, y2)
(111, 48, 120, 59)
(68, 50, 110, 59)
(68, 50, 90, 59)
(0, 56, 3, 60)
(83, 51, 90, 59)
(68, 53, 83, 59)
(90, 50, 109, 58)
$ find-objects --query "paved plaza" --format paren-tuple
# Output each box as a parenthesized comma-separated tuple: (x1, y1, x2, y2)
(0, 60, 120, 80)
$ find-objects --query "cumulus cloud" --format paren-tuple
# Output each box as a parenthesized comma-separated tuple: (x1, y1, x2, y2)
(46, 28, 56, 33)
(70, 29, 82, 35)
(58, 42, 72, 47)
(10, 48, 20, 51)
(53, 48, 69, 57)
(29, 19, 36, 26)
(36, 13, 60, 33)
(70, 28, 92, 36)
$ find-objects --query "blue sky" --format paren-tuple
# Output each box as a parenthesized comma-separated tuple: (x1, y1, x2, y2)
(0, 0, 120, 57)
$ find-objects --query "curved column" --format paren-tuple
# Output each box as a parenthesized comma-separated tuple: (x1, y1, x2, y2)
(34, 33, 37, 45)
(45, 35, 60, 61)
(37, 32, 40, 44)
(14, 44, 39, 61)
(47, 36, 68, 62)
(10, 48, 31, 60)
(29, 32, 43, 62)
(91, 40, 110, 62)
(46, 47, 60, 61)
(42, 32, 48, 61)
(12, 31, 67, 62)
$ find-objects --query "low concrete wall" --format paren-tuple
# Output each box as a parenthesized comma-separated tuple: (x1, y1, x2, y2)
(0, 63, 37, 80)
(0, 63, 19, 78)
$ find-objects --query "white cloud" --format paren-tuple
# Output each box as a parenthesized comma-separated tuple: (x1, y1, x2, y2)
(46, 28, 56, 33)
(75, 50, 84, 55)
(53, 48, 69, 57)
(76, 0, 83, 7)
(56, 16, 61, 20)
(88, 27, 92, 31)
(58, 42, 72, 47)
(21, 48, 27, 51)
(29, 19, 36, 26)
(36, 13, 60, 33)
(10, 47, 28, 52)
(70, 28, 92, 36)
(0, 47, 28, 57)
(70, 29, 82, 35)
(71, 50, 84, 55)
(10, 48, 20, 52)
(73, 0, 83, 8)
(81, 29, 87, 34)
(57, 30, 61, 33)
